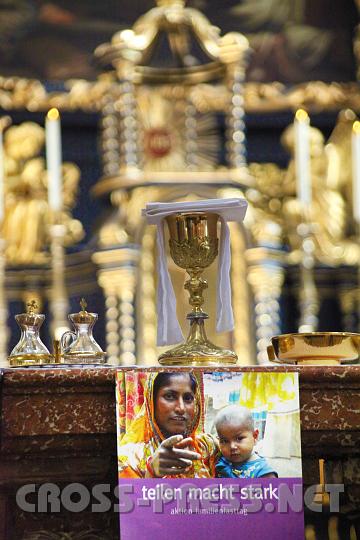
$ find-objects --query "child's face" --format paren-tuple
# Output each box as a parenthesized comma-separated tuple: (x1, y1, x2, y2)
(217, 420, 258, 464)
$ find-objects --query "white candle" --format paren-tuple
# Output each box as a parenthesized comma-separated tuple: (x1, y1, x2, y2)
(46, 108, 63, 212)
(0, 129, 4, 224)
(294, 109, 311, 206)
(352, 120, 360, 224)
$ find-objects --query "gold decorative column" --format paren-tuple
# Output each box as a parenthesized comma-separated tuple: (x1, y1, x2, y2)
(93, 0, 253, 364)
(100, 90, 122, 178)
(246, 248, 285, 364)
(119, 77, 141, 174)
(137, 228, 158, 365)
(226, 64, 248, 177)
(93, 247, 139, 365)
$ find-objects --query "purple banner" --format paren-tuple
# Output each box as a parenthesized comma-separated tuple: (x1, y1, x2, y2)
(118, 478, 304, 540)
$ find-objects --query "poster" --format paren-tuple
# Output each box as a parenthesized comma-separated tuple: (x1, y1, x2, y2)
(116, 369, 304, 539)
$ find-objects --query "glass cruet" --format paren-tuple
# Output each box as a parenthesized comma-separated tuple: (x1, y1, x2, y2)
(9, 300, 52, 366)
(60, 298, 106, 364)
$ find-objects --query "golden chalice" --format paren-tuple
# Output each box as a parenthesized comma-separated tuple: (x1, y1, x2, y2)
(158, 212, 237, 365)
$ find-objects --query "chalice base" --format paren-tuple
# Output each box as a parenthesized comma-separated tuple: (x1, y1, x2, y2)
(158, 317, 238, 366)
(158, 345, 237, 366)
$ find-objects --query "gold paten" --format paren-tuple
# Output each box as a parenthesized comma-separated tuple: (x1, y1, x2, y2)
(268, 332, 360, 366)
(158, 212, 237, 366)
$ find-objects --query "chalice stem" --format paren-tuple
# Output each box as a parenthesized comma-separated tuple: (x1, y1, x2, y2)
(186, 317, 209, 344)
(185, 270, 207, 315)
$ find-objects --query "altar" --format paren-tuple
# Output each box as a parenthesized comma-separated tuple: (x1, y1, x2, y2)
(0, 1, 359, 539)
(0, 365, 359, 540)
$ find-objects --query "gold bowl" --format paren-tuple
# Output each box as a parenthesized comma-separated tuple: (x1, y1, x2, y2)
(268, 332, 360, 365)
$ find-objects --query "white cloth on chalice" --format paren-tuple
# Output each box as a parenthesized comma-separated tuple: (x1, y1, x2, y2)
(142, 198, 248, 346)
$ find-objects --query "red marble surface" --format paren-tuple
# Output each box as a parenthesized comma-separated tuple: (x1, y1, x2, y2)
(0, 364, 359, 539)
(1, 365, 360, 459)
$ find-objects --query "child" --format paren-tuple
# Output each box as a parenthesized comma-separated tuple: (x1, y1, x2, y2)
(214, 405, 277, 478)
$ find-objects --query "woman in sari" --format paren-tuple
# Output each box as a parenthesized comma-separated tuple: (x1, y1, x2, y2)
(118, 372, 218, 478)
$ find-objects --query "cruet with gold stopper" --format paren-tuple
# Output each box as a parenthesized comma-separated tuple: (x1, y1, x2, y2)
(60, 298, 106, 364)
(8, 300, 53, 366)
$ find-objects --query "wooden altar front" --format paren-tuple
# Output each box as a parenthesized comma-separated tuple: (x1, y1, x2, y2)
(0, 365, 359, 540)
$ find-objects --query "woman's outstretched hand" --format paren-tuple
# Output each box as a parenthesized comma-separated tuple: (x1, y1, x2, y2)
(149, 435, 201, 477)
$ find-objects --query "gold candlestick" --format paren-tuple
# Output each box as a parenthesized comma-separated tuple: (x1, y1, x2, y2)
(158, 212, 237, 366)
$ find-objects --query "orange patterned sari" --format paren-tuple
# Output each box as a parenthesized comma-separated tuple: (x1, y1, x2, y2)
(116, 371, 217, 478)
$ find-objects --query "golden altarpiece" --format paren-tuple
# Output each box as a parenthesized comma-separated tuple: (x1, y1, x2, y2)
(0, 1, 359, 368)
(90, 0, 360, 368)
(0, 3, 360, 540)
(92, 0, 280, 367)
